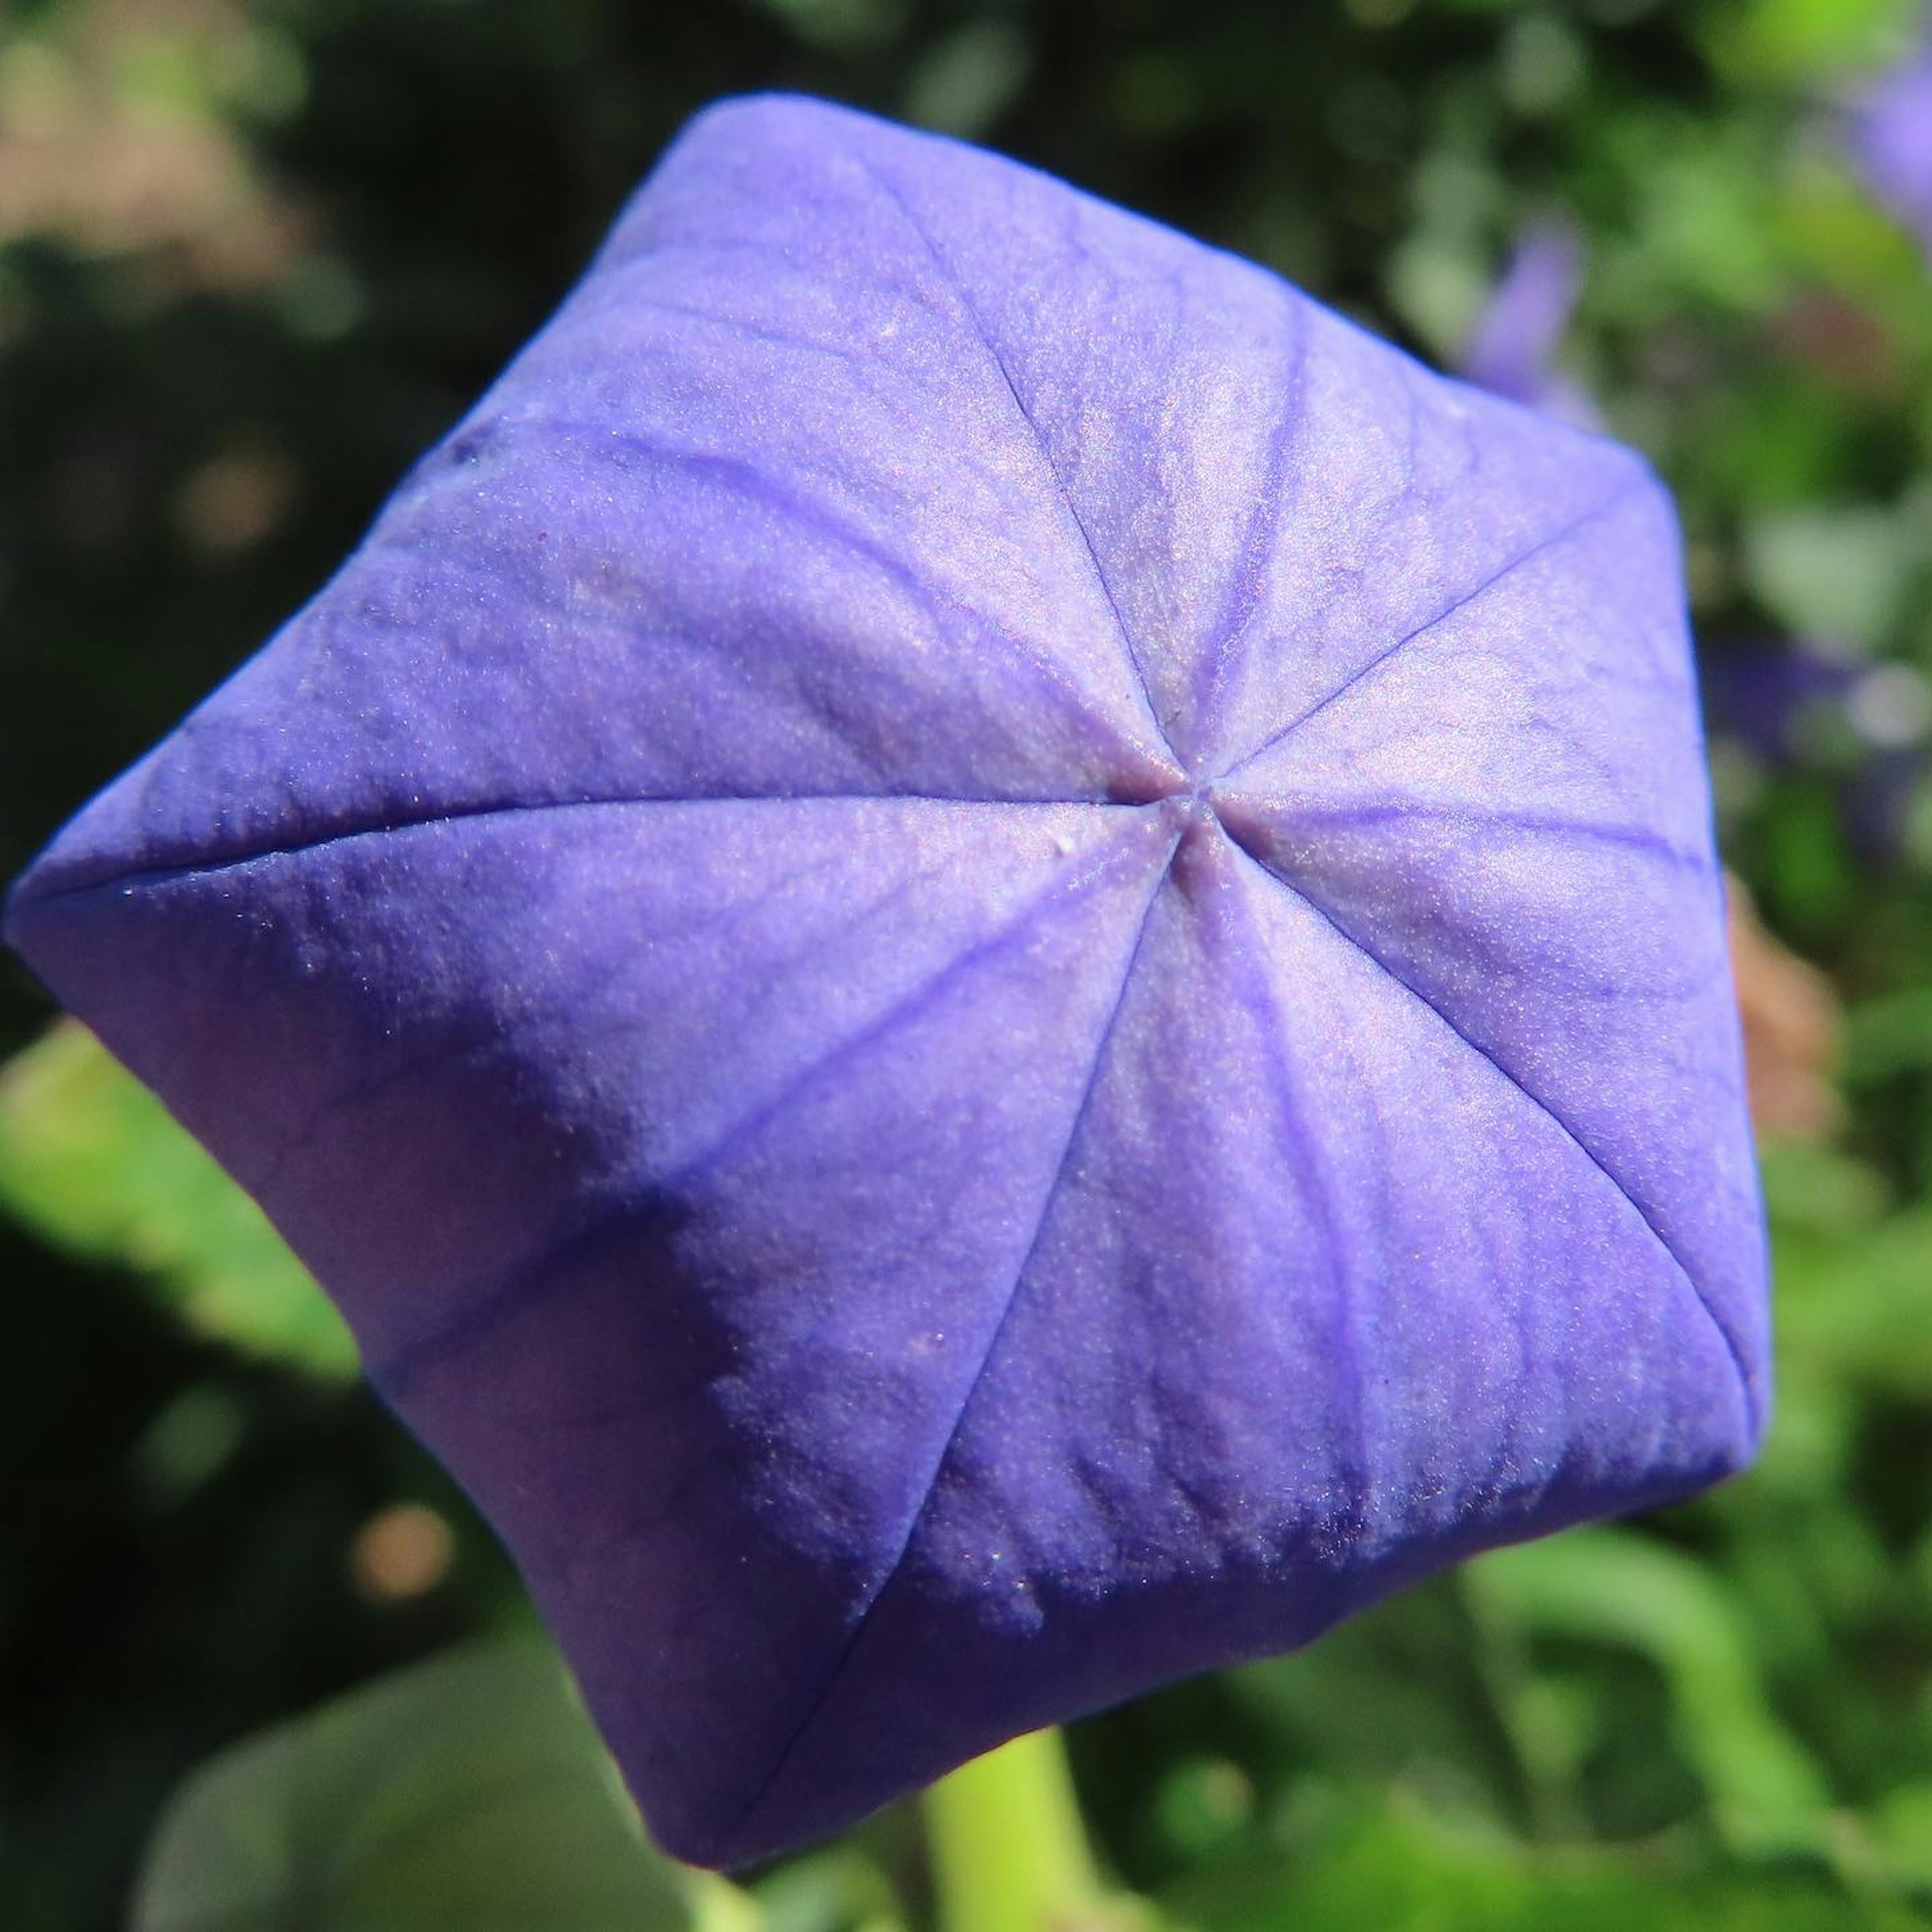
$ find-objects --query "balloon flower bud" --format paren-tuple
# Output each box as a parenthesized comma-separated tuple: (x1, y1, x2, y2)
(5, 96, 1768, 1871)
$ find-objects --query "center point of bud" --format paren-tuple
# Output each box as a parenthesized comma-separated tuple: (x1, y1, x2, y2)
(1156, 784, 1218, 839)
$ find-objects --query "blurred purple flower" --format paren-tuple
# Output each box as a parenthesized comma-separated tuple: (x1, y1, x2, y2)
(1850, 33, 1932, 255)
(4, 98, 1767, 1867)
(1461, 220, 1600, 429)
(1702, 639, 1858, 760)
(1705, 638, 1930, 857)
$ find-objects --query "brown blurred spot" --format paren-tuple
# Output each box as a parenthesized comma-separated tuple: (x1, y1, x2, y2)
(1728, 873, 1843, 1144)
(350, 1502, 456, 1604)
(174, 446, 296, 555)
(1683, 539, 1733, 611)
(1769, 288, 1903, 401)
(0, 4, 307, 291)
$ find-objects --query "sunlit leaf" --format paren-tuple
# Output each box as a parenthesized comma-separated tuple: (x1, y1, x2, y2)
(0, 1020, 356, 1375)
(1465, 1530, 1830, 1853)
(130, 1639, 755, 1932)
(1743, 505, 1915, 652)
(1170, 1801, 1929, 1930)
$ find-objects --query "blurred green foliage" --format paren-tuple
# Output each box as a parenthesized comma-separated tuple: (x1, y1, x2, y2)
(129, 1640, 737, 1932)
(0, 1024, 355, 1376)
(4, 0, 1932, 1926)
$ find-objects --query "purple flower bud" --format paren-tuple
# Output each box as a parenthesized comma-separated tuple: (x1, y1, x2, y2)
(4, 97, 1767, 1868)
(1851, 34, 1932, 256)
(1461, 220, 1599, 429)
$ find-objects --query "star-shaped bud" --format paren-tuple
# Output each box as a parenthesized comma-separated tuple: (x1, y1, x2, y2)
(5, 96, 1767, 1869)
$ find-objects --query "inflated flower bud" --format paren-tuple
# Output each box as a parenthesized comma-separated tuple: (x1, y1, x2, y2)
(5, 96, 1767, 1870)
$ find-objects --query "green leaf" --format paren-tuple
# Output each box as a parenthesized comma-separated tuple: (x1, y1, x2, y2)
(751, 1848, 910, 1932)
(1871, 1782, 1932, 1891)
(1465, 1531, 1831, 1854)
(1699, 0, 1920, 86)
(0, 1020, 356, 1376)
(1845, 984, 1932, 1084)
(1170, 1801, 1931, 1931)
(1756, 1141, 1891, 1236)
(1231, 1576, 1519, 1808)
(1742, 505, 1915, 654)
(130, 1638, 753, 1932)
(1775, 1208, 1932, 1400)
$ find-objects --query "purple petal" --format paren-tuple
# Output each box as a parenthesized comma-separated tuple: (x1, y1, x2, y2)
(3, 95, 1767, 1868)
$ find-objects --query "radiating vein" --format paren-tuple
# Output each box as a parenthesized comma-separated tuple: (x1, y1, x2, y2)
(1215, 474, 1649, 785)
(717, 834, 1181, 1860)
(1190, 321, 1309, 752)
(853, 153, 1183, 770)
(13, 792, 1143, 912)
(369, 808, 1169, 1393)
(1215, 847, 1370, 1518)
(526, 415, 1168, 768)
(1225, 840, 1759, 1439)
(1218, 794, 1713, 872)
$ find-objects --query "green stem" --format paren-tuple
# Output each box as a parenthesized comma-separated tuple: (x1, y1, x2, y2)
(923, 1727, 1117, 1932)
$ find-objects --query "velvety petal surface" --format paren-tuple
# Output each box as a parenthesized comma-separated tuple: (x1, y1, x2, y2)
(4, 94, 1767, 1870)
(1216, 469, 1766, 1427)
(723, 817, 1751, 1857)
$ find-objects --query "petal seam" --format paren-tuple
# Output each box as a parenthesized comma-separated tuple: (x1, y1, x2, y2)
(1229, 841, 1760, 1442)
(9, 793, 1139, 914)
(851, 151, 1184, 771)
(715, 832, 1181, 1863)
(1215, 471, 1653, 784)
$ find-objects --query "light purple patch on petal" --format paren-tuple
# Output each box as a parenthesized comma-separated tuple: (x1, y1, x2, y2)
(3, 95, 1768, 1870)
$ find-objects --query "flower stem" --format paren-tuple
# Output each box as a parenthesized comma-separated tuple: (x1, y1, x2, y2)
(923, 1727, 1124, 1932)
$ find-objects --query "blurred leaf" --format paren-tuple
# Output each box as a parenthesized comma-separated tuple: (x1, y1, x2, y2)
(1872, 1783, 1932, 1890)
(1754, 779, 1860, 940)
(1756, 1140, 1890, 1232)
(1699, 0, 1920, 85)
(1385, 231, 1489, 357)
(1743, 504, 1914, 651)
(1169, 1800, 1930, 1930)
(1775, 1207, 1932, 1397)
(1845, 983, 1932, 1082)
(1152, 1757, 1258, 1864)
(752, 1848, 909, 1932)
(903, 19, 1030, 137)
(1231, 1578, 1516, 1812)
(130, 1638, 751, 1932)
(0, 1020, 356, 1376)
(1605, 113, 1787, 320)
(1779, 165, 1929, 319)
(1466, 1530, 1830, 1853)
